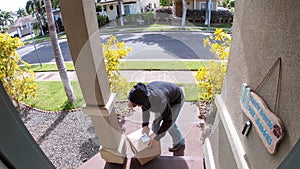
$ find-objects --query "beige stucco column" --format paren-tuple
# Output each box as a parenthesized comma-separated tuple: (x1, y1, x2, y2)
(204, 0, 300, 169)
(60, 0, 126, 164)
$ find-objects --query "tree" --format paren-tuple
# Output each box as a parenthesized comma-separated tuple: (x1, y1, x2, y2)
(45, 0, 76, 103)
(195, 28, 231, 102)
(0, 33, 37, 109)
(0, 10, 4, 27)
(52, 0, 60, 8)
(17, 8, 27, 18)
(102, 35, 132, 97)
(222, 0, 235, 9)
(1, 11, 14, 27)
(160, 0, 172, 6)
(26, 0, 45, 35)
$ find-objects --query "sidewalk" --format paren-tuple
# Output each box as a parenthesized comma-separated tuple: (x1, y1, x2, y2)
(35, 70, 198, 83)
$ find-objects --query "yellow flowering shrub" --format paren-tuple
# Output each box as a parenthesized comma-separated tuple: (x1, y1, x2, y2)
(0, 33, 37, 106)
(102, 35, 132, 97)
(195, 28, 231, 102)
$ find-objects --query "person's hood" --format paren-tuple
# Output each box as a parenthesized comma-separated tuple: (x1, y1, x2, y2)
(128, 82, 149, 106)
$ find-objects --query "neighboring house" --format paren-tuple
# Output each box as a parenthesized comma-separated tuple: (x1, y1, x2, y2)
(174, 0, 218, 17)
(9, 15, 36, 37)
(97, 0, 160, 21)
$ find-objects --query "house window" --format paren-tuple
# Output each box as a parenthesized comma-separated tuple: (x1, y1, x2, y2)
(200, 2, 206, 10)
(124, 4, 137, 14)
(199, 2, 213, 10)
(154, 3, 157, 8)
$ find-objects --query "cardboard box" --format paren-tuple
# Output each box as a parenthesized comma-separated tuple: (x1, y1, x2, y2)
(127, 128, 161, 165)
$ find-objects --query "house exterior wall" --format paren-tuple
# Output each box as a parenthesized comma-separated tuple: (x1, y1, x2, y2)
(174, 0, 217, 17)
(98, 0, 160, 18)
(205, 0, 300, 169)
(106, 4, 118, 20)
(175, 0, 217, 11)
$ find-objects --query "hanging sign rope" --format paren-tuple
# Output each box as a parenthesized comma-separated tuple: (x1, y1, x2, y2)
(240, 57, 284, 154)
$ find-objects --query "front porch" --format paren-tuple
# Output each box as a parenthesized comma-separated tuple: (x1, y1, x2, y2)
(78, 102, 204, 169)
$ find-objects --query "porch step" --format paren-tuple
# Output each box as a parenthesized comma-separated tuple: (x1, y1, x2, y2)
(130, 156, 204, 169)
(78, 154, 204, 169)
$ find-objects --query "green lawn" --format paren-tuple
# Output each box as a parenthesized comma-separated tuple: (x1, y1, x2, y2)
(25, 60, 210, 71)
(118, 60, 209, 70)
(22, 81, 200, 111)
(25, 62, 75, 71)
(23, 81, 85, 111)
(22, 33, 66, 45)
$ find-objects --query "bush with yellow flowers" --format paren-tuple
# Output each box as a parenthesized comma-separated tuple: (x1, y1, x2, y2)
(102, 35, 132, 98)
(0, 33, 37, 107)
(195, 28, 231, 102)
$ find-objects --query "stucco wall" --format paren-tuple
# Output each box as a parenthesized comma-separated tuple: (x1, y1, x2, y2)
(218, 0, 300, 168)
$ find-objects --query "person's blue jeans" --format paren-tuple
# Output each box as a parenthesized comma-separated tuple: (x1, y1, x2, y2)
(152, 90, 185, 146)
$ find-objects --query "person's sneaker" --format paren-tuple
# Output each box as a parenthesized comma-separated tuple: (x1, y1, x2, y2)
(168, 143, 185, 152)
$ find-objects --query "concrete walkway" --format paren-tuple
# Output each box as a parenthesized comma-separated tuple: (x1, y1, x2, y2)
(35, 70, 198, 83)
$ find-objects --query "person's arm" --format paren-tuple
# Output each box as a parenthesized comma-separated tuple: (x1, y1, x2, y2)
(142, 109, 150, 127)
(154, 104, 173, 141)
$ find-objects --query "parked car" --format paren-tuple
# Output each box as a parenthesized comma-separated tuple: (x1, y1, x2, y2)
(9, 31, 19, 38)
(217, 7, 230, 11)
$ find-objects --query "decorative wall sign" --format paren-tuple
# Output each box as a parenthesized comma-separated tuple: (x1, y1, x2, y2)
(240, 83, 284, 154)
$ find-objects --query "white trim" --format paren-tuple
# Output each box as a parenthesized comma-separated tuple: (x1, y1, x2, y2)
(204, 138, 216, 169)
(215, 95, 250, 169)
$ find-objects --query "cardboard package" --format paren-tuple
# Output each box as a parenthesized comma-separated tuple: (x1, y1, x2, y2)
(127, 128, 161, 165)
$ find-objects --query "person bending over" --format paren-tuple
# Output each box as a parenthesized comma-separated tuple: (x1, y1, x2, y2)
(127, 81, 185, 152)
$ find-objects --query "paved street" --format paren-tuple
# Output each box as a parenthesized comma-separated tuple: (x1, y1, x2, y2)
(18, 31, 214, 64)
(18, 39, 72, 64)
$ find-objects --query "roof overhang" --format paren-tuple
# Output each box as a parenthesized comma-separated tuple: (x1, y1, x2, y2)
(97, 0, 118, 5)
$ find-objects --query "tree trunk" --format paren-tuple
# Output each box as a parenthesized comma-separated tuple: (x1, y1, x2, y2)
(36, 0, 44, 36)
(181, 0, 187, 27)
(45, 0, 76, 103)
(36, 13, 44, 36)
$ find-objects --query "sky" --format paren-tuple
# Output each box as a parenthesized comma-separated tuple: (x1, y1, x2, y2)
(0, 0, 28, 12)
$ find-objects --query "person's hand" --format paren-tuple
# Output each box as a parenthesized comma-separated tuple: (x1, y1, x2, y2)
(142, 126, 150, 135)
(148, 138, 158, 149)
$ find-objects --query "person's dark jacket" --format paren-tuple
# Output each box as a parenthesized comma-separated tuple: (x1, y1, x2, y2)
(128, 81, 183, 141)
